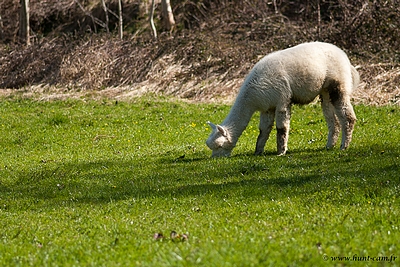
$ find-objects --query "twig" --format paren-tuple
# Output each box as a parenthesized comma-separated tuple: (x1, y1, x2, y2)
(73, 0, 107, 32)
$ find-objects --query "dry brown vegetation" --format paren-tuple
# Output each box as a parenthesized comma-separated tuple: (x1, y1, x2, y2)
(0, 0, 399, 105)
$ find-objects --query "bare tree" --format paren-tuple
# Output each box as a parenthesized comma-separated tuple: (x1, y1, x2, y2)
(161, 0, 175, 31)
(19, 0, 30, 45)
(74, 0, 103, 32)
(74, 0, 123, 38)
(118, 0, 123, 39)
(101, 0, 110, 33)
(317, 0, 321, 39)
(0, 13, 3, 41)
(149, 0, 157, 39)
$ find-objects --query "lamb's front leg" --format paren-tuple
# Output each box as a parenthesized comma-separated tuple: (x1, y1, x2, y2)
(275, 106, 291, 156)
(255, 110, 275, 155)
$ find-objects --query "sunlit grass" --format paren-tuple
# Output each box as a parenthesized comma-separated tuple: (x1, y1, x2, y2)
(0, 97, 399, 266)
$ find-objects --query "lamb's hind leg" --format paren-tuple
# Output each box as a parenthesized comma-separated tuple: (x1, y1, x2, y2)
(334, 99, 356, 149)
(275, 105, 291, 156)
(326, 81, 357, 150)
(320, 93, 340, 149)
(255, 110, 275, 155)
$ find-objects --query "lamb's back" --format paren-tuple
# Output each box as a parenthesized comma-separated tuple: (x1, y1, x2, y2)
(246, 42, 351, 104)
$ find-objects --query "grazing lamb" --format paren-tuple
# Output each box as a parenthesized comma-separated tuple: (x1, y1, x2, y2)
(206, 42, 358, 157)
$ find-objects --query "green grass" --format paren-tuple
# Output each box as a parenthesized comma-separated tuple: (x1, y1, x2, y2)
(0, 96, 399, 266)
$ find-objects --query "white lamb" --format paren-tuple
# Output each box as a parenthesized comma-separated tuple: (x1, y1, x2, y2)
(206, 42, 359, 157)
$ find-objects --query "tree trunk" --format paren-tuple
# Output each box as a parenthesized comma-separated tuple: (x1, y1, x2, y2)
(149, 0, 157, 39)
(0, 13, 4, 41)
(101, 0, 109, 33)
(118, 0, 123, 39)
(161, 0, 175, 31)
(19, 0, 30, 45)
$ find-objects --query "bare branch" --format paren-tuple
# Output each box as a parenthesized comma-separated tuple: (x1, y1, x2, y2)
(73, 0, 107, 32)
(101, 0, 109, 33)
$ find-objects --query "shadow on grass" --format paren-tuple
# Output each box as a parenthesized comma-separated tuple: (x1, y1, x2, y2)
(1, 145, 399, 210)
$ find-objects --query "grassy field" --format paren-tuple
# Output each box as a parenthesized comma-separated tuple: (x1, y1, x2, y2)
(0, 96, 399, 266)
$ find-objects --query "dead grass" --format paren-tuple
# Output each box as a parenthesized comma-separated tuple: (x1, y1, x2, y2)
(2, 59, 399, 106)
(2, 33, 398, 105)
(355, 63, 400, 105)
(1, 0, 399, 105)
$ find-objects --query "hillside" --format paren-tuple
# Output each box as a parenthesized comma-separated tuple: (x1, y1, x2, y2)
(0, 0, 399, 105)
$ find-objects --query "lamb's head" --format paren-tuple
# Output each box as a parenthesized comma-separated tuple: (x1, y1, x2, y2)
(206, 121, 234, 157)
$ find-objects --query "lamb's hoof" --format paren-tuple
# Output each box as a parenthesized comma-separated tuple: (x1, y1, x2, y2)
(277, 146, 287, 156)
(340, 145, 349, 150)
(326, 143, 336, 150)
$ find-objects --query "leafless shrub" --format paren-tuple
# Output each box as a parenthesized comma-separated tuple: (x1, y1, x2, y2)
(0, 0, 399, 105)
(355, 63, 400, 105)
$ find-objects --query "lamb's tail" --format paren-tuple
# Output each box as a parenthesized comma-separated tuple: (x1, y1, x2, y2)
(351, 65, 360, 91)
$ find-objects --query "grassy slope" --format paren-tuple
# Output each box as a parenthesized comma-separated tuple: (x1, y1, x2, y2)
(0, 98, 399, 266)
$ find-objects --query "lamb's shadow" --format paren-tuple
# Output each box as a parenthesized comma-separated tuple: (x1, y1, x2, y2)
(198, 145, 328, 158)
(149, 172, 320, 200)
(158, 155, 210, 164)
(2, 145, 398, 210)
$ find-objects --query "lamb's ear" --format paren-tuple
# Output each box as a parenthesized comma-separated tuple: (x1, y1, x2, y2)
(216, 125, 228, 137)
(207, 121, 217, 130)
